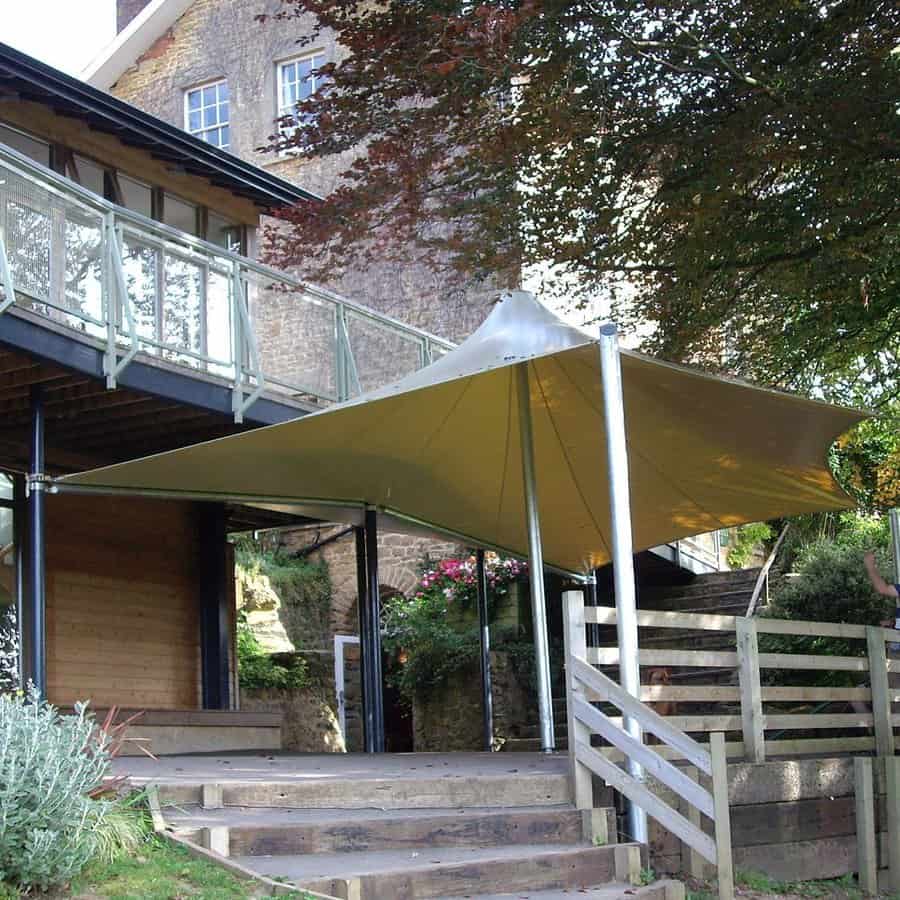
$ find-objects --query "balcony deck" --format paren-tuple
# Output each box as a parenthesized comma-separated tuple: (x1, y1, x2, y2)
(0, 140, 453, 439)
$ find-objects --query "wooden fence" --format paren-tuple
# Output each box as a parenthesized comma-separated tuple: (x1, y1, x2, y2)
(585, 605, 900, 763)
(562, 590, 900, 900)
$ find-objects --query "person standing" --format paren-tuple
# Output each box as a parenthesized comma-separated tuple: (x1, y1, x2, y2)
(865, 551, 900, 706)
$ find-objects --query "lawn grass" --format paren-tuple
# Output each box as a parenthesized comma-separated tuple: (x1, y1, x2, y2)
(28, 834, 314, 900)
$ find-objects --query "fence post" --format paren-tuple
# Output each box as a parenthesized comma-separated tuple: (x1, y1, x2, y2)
(866, 626, 894, 759)
(562, 589, 593, 810)
(854, 757, 878, 895)
(680, 765, 706, 880)
(736, 618, 765, 763)
(886, 756, 900, 892)
(710, 732, 734, 900)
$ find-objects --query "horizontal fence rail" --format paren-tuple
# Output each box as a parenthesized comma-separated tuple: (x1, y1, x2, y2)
(0, 142, 455, 421)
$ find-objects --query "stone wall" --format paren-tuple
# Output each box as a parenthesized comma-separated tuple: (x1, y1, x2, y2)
(240, 650, 345, 752)
(411, 649, 537, 752)
(279, 525, 463, 636)
(109, 0, 503, 344)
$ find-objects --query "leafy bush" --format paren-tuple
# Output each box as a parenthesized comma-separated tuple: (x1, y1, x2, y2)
(0, 689, 114, 892)
(237, 612, 309, 691)
(383, 553, 530, 703)
(726, 522, 774, 569)
(760, 520, 894, 683)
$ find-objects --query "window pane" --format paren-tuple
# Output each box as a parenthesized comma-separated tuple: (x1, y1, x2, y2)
(0, 123, 50, 167)
(219, 125, 229, 148)
(72, 154, 105, 196)
(207, 212, 240, 250)
(163, 193, 198, 236)
(204, 105, 218, 128)
(187, 89, 201, 110)
(188, 110, 202, 131)
(119, 174, 152, 218)
(202, 85, 216, 106)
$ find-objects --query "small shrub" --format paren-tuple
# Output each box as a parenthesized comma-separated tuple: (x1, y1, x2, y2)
(0, 688, 114, 892)
(237, 612, 309, 691)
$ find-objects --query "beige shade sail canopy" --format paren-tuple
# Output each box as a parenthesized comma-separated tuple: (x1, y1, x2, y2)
(55, 291, 866, 575)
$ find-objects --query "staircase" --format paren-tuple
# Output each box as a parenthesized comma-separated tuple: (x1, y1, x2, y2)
(155, 753, 663, 900)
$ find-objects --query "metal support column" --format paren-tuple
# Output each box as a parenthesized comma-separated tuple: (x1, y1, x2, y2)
(363, 508, 385, 752)
(890, 509, 900, 583)
(27, 385, 46, 699)
(516, 362, 555, 753)
(598, 324, 647, 844)
(476, 548, 494, 751)
(354, 526, 372, 750)
(13, 474, 28, 689)
(198, 504, 231, 710)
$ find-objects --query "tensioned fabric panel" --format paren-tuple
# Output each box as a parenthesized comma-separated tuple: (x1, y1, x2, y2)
(56, 292, 865, 575)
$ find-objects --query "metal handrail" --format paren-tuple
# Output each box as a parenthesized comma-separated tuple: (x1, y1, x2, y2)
(745, 523, 790, 618)
(0, 140, 456, 417)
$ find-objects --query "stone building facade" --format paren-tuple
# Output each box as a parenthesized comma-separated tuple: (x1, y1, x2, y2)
(102, 0, 500, 342)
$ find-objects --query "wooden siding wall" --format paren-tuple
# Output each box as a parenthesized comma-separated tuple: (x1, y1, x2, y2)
(46, 493, 203, 710)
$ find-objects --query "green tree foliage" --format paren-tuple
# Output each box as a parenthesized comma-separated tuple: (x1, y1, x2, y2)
(830, 400, 900, 510)
(262, 0, 900, 409)
(760, 513, 893, 677)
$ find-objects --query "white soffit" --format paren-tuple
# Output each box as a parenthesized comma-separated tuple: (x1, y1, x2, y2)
(82, 0, 195, 89)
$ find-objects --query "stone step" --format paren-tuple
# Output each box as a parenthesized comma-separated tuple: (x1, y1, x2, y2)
(644, 568, 760, 593)
(502, 737, 569, 753)
(237, 841, 634, 899)
(156, 769, 571, 810)
(167, 804, 617, 856)
(434, 878, 685, 900)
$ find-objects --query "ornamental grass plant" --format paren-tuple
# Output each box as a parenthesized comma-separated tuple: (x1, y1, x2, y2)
(0, 688, 120, 892)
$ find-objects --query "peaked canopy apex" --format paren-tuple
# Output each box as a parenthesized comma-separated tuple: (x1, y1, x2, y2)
(56, 291, 866, 575)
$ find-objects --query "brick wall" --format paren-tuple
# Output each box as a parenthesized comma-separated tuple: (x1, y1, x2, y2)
(108, 0, 504, 345)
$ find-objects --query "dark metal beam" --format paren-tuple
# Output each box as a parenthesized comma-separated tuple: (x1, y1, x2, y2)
(0, 312, 307, 426)
(198, 503, 231, 710)
(363, 509, 385, 752)
(26, 385, 46, 698)
(476, 548, 494, 752)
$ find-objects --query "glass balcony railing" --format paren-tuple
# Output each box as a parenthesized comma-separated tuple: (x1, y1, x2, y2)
(0, 142, 455, 421)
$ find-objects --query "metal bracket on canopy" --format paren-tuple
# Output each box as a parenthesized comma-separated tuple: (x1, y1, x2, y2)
(0, 233, 16, 315)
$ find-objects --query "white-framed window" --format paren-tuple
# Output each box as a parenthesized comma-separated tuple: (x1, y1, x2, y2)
(277, 52, 327, 138)
(184, 79, 230, 149)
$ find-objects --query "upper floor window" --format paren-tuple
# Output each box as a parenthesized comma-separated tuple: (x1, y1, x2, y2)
(185, 80, 230, 150)
(277, 52, 326, 136)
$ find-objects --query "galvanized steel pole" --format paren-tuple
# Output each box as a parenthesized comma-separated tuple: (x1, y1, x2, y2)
(476, 548, 494, 751)
(27, 385, 46, 699)
(516, 362, 555, 753)
(890, 510, 900, 583)
(598, 324, 647, 844)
